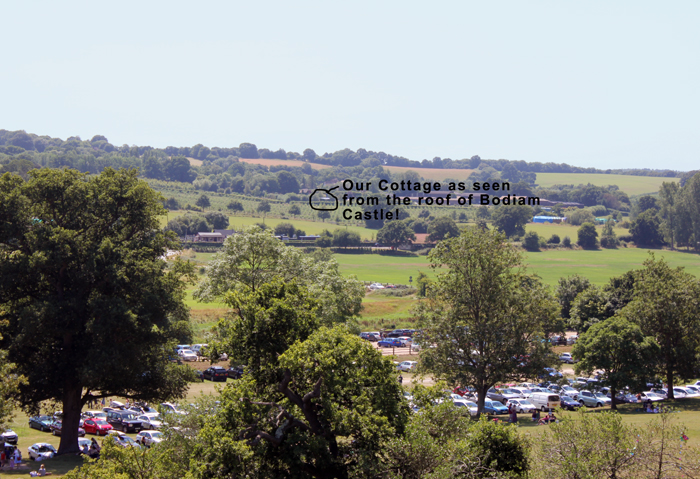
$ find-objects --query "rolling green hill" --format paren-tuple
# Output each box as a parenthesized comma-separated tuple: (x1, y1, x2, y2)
(535, 172, 678, 196)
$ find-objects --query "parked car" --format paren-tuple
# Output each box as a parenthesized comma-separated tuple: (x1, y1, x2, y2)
(191, 344, 209, 356)
(529, 392, 561, 411)
(360, 332, 381, 341)
(397, 361, 418, 372)
(83, 418, 113, 435)
(453, 399, 479, 416)
(29, 415, 55, 432)
(160, 402, 185, 415)
(178, 349, 198, 361)
(650, 388, 668, 399)
(106, 410, 142, 433)
(107, 430, 140, 448)
(78, 437, 92, 454)
(377, 338, 407, 348)
(559, 353, 575, 364)
(28, 442, 57, 460)
(506, 398, 536, 414)
(136, 430, 164, 447)
(175, 344, 191, 352)
(517, 382, 538, 389)
(578, 391, 611, 408)
(82, 410, 107, 421)
(487, 388, 520, 405)
(567, 335, 578, 345)
(483, 400, 509, 415)
(509, 388, 532, 398)
(560, 386, 580, 399)
(368, 283, 385, 290)
(560, 395, 581, 411)
(2, 428, 18, 445)
(202, 366, 228, 382)
(641, 391, 664, 402)
(542, 367, 563, 378)
(50, 421, 86, 437)
(227, 365, 246, 379)
(137, 413, 162, 430)
(680, 386, 700, 397)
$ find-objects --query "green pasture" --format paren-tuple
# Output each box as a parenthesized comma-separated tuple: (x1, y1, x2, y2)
(524, 248, 700, 286)
(535, 172, 678, 196)
(525, 222, 630, 240)
(336, 248, 700, 287)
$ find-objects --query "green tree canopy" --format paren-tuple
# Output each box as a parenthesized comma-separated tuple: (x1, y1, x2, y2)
(416, 228, 559, 414)
(556, 274, 591, 319)
(577, 222, 598, 249)
(194, 226, 364, 325)
(573, 317, 659, 409)
(621, 254, 700, 399)
(0, 168, 195, 454)
(426, 216, 460, 242)
(630, 209, 665, 247)
(490, 204, 532, 237)
(376, 220, 416, 247)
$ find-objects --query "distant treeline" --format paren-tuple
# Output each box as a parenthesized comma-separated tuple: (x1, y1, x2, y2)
(0, 129, 683, 180)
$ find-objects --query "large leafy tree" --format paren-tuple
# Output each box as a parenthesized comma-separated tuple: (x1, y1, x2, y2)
(490, 204, 532, 238)
(622, 255, 700, 399)
(426, 216, 460, 242)
(630, 210, 665, 247)
(416, 227, 559, 414)
(556, 274, 591, 319)
(0, 168, 195, 454)
(573, 317, 659, 409)
(577, 222, 598, 249)
(376, 220, 416, 248)
(194, 326, 408, 478)
(194, 226, 364, 325)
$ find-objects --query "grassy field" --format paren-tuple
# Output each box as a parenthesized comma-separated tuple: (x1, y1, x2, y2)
(238, 158, 331, 170)
(225, 216, 378, 240)
(525, 222, 630, 240)
(535, 172, 679, 196)
(335, 248, 700, 287)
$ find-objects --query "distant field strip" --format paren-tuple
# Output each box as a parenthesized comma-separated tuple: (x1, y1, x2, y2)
(535, 173, 678, 196)
(382, 166, 474, 181)
(336, 249, 700, 287)
(238, 158, 331, 169)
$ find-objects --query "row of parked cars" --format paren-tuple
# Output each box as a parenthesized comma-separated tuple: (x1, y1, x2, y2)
(195, 365, 246, 382)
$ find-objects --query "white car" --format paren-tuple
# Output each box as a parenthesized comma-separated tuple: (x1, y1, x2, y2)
(506, 399, 536, 414)
(517, 382, 537, 389)
(138, 413, 162, 430)
(397, 361, 418, 372)
(641, 391, 664, 402)
(453, 399, 479, 416)
(678, 387, 699, 397)
(2, 428, 18, 444)
(28, 442, 57, 460)
(178, 349, 198, 361)
(368, 283, 385, 290)
(136, 430, 163, 447)
(509, 388, 532, 398)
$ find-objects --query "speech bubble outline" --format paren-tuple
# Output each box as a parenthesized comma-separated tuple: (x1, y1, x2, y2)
(309, 186, 339, 211)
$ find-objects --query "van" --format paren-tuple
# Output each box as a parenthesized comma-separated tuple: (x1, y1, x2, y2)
(529, 392, 560, 411)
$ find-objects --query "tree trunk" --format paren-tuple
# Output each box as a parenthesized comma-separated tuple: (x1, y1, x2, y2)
(57, 385, 83, 455)
(666, 367, 674, 400)
(610, 386, 617, 410)
(476, 384, 488, 415)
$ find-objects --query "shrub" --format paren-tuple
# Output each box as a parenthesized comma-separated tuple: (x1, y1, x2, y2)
(522, 231, 541, 252)
(547, 234, 561, 244)
(562, 236, 572, 247)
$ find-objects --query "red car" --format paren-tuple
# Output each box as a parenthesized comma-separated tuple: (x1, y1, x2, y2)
(83, 418, 113, 436)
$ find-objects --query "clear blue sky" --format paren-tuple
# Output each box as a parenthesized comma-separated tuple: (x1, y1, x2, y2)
(2, 1, 698, 171)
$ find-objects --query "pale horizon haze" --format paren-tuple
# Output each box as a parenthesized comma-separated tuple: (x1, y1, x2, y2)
(2, 1, 698, 171)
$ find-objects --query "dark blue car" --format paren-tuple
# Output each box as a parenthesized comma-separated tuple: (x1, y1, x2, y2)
(378, 338, 407, 348)
(559, 395, 580, 411)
